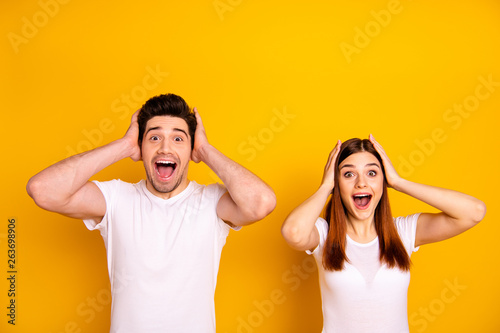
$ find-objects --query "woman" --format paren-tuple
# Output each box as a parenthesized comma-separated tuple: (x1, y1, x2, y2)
(281, 135, 486, 333)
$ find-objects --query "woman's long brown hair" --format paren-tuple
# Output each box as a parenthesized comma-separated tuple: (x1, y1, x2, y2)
(322, 138, 411, 271)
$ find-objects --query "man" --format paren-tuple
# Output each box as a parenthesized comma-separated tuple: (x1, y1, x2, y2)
(27, 94, 276, 332)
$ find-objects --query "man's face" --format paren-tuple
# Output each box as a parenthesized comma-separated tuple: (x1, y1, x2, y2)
(141, 116, 192, 199)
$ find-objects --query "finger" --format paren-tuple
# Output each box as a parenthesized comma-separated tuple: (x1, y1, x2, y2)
(193, 107, 202, 121)
(326, 143, 337, 164)
(326, 148, 335, 164)
(334, 140, 342, 156)
(330, 140, 342, 163)
(370, 134, 387, 157)
(370, 135, 397, 175)
(131, 109, 140, 122)
(194, 107, 207, 131)
(369, 133, 382, 150)
(325, 140, 341, 171)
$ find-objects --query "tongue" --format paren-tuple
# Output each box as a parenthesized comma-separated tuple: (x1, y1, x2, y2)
(157, 165, 174, 178)
(354, 196, 370, 207)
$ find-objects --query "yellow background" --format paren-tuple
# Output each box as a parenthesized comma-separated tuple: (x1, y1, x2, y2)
(2, 0, 499, 332)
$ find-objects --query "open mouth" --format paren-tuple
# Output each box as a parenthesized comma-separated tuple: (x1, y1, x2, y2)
(352, 194, 372, 210)
(154, 160, 177, 180)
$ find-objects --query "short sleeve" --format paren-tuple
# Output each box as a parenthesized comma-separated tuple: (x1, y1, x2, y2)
(208, 182, 227, 203)
(306, 217, 329, 255)
(208, 182, 242, 232)
(82, 180, 120, 237)
(394, 213, 421, 255)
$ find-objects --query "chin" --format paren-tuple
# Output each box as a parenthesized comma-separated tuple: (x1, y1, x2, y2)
(154, 178, 182, 194)
(348, 206, 376, 222)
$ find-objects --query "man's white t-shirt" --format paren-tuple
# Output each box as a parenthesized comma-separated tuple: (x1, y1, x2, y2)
(83, 179, 238, 333)
(307, 213, 420, 333)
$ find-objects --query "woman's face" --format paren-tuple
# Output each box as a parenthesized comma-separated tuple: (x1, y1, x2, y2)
(338, 151, 384, 224)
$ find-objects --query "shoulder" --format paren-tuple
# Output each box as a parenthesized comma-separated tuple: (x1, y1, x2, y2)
(315, 217, 329, 240)
(307, 217, 329, 255)
(393, 213, 421, 253)
(191, 181, 227, 200)
(394, 213, 421, 233)
(93, 179, 142, 197)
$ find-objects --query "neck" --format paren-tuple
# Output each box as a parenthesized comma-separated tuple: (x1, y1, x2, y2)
(346, 215, 377, 242)
(146, 178, 190, 200)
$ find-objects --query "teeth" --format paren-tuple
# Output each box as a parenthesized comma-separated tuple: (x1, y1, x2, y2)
(354, 194, 370, 198)
(156, 161, 175, 165)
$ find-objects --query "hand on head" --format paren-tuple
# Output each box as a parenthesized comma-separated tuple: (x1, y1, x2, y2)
(321, 140, 342, 191)
(191, 107, 210, 163)
(123, 110, 142, 162)
(369, 134, 402, 189)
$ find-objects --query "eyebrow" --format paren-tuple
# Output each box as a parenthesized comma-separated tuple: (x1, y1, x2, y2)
(145, 126, 189, 138)
(340, 163, 381, 170)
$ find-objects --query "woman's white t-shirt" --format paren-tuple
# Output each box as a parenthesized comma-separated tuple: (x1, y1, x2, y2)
(307, 213, 420, 333)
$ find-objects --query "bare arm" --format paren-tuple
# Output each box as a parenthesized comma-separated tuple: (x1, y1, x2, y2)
(26, 111, 141, 223)
(370, 134, 486, 247)
(281, 141, 341, 251)
(191, 108, 276, 226)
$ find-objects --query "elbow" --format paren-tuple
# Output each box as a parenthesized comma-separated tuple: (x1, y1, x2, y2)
(281, 223, 308, 250)
(26, 177, 56, 211)
(281, 223, 297, 243)
(472, 200, 487, 224)
(26, 177, 42, 204)
(246, 190, 277, 222)
(261, 190, 277, 217)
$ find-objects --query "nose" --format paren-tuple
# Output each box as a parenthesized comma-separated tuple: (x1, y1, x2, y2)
(355, 174, 367, 188)
(158, 139, 172, 155)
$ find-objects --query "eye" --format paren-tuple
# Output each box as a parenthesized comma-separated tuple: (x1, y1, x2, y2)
(150, 135, 160, 141)
(174, 136, 183, 142)
(344, 171, 354, 178)
(368, 170, 377, 177)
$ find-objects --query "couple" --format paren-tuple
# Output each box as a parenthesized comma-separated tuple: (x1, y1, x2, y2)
(27, 93, 485, 333)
